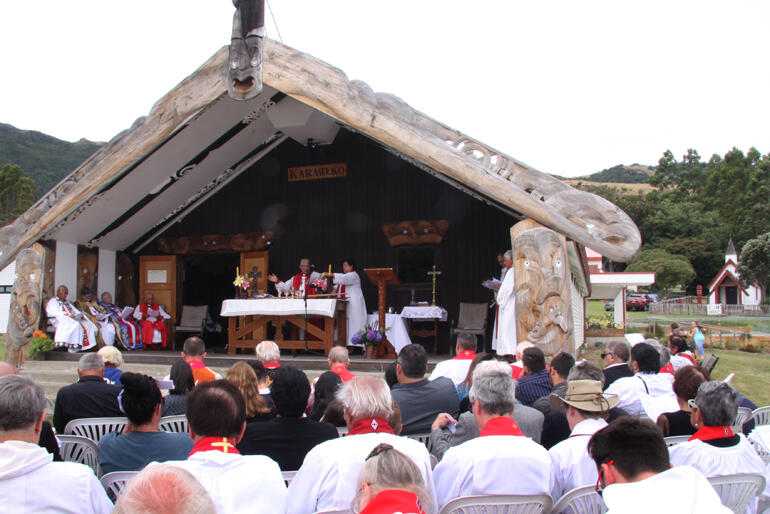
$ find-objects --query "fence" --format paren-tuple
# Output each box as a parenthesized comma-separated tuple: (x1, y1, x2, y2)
(650, 301, 769, 316)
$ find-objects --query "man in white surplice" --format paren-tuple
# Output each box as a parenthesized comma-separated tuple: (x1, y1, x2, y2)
(268, 257, 321, 296)
(324, 258, 367, 347)
(46, 285, 98, 352)
(494, 250, 517, 356)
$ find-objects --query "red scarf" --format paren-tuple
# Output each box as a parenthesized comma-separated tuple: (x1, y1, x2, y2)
(291, 274, 315, 295)
(188, 360, 206, 369)
(263, 361, 281, 369)
(480, 416, 525, 437)
(660, 363, 675, 375)
(189, 436, 240, 457)
(453, 350, 476, 361)
(139, 302, 159, 320)
(347, 417, 395, 436)
(689, 425, 735, 442)
(331, 365, 356, 383)
(361, 489, 425, 514)
(676, 352, 697, 365)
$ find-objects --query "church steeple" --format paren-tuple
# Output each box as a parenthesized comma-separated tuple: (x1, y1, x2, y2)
(726, 237, 738, 263)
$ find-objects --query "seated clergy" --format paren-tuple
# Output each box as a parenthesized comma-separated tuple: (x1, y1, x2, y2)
(160, 380, 287, 514)
(268, 257, 321, 297)
(433, 361, 553, 508)
(98, 292, 143, 350)
(391, 344, 459, 434)
(133, 292, 171, 349)
(46, 285, 99, 352)
(429, 333, 478, 385)
(604, 342, 676, 417)
(75, 287, 115, 348)
(0, 375, 113, 513)
(589, 417, 730, 513)
(328, 346, 356, 383)
(515, 346, 552, 406)
(287, 376, 436, 514)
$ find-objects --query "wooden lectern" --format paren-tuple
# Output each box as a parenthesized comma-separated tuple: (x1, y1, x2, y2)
(364, 268, 400, 358)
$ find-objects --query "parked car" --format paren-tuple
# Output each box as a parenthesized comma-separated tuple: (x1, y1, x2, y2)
(626, 294, 651, 311)
(604, 299, 614, 311)
(645, 293, 661, 303)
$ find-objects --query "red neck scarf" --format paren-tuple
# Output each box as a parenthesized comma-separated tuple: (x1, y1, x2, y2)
(264, 361, 281, 369)
(347, 417, 395, 436)
(689, 425, 735, 442)
(139, 302, 158, 318)
(188, 360, 206, 370)
(676, 352, 697, 365)
(361, 489, 425, 514)
(189, 436, 240, 457)
(480, 416, 525, 437)
(291, 273, 315, 295)
(331, 365, 355, 383)
(660, 363, 675, 375)
(453, 350, 476, 361)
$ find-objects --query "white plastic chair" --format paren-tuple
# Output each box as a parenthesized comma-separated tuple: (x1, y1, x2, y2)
(663, 435, 691, 447)
(64, 417, 128, 443)
(159, 415, 188, 433)
(282, 470, 297, 485)
(733, 406, 752, 433)
(57, 434, 99, 476)
(552, 485, 607, 514)
(707, 473, 766, 514)
(438, 494, 553, 514)
(407, 432, 433, 452)
(100, 471, 138, 501)
(748, 407, 770, 428)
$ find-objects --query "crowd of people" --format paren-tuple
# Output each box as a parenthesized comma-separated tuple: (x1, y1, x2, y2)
(1, 332, 769, 513)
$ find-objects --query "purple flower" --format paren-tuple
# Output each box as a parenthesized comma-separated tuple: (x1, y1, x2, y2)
(375, 333, 382, 342)
(352, 333, 362, 345)
(366, 329, 377, 341)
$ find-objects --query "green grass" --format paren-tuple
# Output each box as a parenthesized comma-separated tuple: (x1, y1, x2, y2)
(0, 335, 5, 361)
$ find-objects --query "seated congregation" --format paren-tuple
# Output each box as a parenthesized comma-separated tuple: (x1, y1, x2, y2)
(0, 333, 768, 514)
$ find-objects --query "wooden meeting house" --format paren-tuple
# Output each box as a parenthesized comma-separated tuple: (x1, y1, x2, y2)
(0, 40, 641, 363)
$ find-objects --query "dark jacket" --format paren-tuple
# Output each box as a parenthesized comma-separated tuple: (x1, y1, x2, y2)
(391, 377, 460, 435)
(53, 375, 123, 433)
(603, 363, 634, 390)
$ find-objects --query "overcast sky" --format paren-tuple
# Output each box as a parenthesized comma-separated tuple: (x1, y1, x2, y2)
(1, 1, 767, 177)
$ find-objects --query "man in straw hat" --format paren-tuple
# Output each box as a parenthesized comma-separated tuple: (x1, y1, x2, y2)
(547, 378, 618, 500)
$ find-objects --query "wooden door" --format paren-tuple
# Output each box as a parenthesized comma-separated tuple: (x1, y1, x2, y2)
(139, 255, 179, 337)
(240, 251, 269, 295)
(77, 246, 98, 298)
(116, 253, 137, 307)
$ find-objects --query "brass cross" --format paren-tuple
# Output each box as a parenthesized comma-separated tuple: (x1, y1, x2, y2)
(211, 438, 236, 453)
(427, 265, 442, 306)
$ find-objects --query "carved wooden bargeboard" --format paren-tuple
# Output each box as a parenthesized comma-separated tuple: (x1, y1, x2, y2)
(6, 245, 46, 366)
(512, 219, 574, 357)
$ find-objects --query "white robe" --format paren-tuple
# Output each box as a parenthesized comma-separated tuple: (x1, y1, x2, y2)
(46, 298, 98, 352)
(604, 372, 676, 418)
(491, 266, 507, 350)
(275, 271, 321, 295)
(495, 267, 517, 356)
(548, 417, 608, 499)
(333, 271, 367, 346)
(160, 451, 287, 514)
(287, 432, 436, 514)
(429, 357, 473, 386)
(433, 435, 553, 509)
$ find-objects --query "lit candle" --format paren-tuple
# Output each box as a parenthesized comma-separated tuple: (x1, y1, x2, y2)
(236, 266, 239, 276)
(328, 264, 332, 274)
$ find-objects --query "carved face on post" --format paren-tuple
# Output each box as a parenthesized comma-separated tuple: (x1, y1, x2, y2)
(513, 226, 573, 357)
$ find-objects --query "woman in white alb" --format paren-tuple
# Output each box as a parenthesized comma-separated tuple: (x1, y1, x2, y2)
(325, 258, 367, 347)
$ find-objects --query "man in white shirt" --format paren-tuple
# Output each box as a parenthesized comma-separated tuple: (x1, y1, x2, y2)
(604, 342, 676, 417)
(160, 380, 287, 514)
(433, 361, 553, 508)
(0, 375, 113, 513)
(268, 257, 321, 296)
(429, 333, 478, 385)
(589, 417, 730, 513)
(46, 285, 99, 352)
(287, 376, 435, 514)
(547, 379, 617, 499)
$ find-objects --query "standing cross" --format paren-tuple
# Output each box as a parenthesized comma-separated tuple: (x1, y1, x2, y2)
(211, 437, 236, 453)
(427, 265, 442, 306)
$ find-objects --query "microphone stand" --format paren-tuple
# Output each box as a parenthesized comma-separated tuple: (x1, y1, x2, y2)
(302, 275, 323, 356)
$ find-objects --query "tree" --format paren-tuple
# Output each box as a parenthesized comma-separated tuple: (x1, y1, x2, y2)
(0, 164, 36, 225)
(626, 248, 696, 292)
(737, 233, 770, 300)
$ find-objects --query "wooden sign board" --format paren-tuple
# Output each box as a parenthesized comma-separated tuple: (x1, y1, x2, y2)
(288, 163, 347, 182)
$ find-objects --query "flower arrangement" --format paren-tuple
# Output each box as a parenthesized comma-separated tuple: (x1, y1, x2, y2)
(351, 323, 388, 346)
(586, 316, 624, 330)
(312, 276, 328, 293)
(27, 330, 53, 359)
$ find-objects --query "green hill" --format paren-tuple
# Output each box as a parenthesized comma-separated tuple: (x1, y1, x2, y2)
(578, 164, 652, 183)
(0, 123, 103, 199)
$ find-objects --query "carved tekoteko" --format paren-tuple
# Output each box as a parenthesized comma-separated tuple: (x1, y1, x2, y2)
(512, 219, 574, 358)
(381, 220, 451, 247)
(155, 232, 274, 254)
(7, 245, 46, 366)
(228, 0, 265, 100)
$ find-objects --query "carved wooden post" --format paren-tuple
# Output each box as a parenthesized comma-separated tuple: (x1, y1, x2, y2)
(511, 219, 574, 358)
(6, 244, 47, 366)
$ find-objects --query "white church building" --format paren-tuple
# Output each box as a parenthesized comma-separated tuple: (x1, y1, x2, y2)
(707, 239, 763, 306)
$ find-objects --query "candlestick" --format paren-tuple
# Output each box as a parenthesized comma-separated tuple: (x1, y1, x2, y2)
(328, 264, 332, 274)
(236, 266, 239, 276)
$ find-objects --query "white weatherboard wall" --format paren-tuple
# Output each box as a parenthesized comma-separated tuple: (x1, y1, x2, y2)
(0, 262, 16, 333)
(97, 249, 116, 299)
(54, 241, 78, 301)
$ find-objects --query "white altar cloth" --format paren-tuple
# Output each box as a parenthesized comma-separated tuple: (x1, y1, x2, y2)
(400, 305, 448, 321)
(366, 313, 412, 354)
(221, 298, 337, 318)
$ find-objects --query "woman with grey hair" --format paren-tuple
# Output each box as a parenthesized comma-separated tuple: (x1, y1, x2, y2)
(669, 381, 765, 490)
(352, 443, 432, 514)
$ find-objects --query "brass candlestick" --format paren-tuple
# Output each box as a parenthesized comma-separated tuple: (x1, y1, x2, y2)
(427, 265, 441, 306)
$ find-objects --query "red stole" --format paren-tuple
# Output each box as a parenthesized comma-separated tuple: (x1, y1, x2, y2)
(660, 363, 675, 375)
(139, 302, 159, 320)
(58, 299, 75, 317)
(331, 365, 355, 383)
(453, 350, 476, 361)
(480, 416, 525, 437)
(291, 274, 315, 295)
(335, 283, 346, 298)
(361, 489, 425, 514)
(689, 425, 735, 442)
(189, 436, 240, 457)
(677, 352, 697, 365)
(347, 417, 395, 436)
(264, 361, 281, 370)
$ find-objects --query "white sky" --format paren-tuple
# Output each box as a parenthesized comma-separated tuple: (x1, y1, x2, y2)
(1, 1, 768, 178)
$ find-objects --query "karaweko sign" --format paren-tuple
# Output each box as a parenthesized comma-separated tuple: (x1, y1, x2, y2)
(288, 163, 347, 182)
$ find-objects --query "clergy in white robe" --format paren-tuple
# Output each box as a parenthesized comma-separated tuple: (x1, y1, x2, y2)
(429, 333, 477, 385)
(328, 259, 367, 346)
(77, 289, 116, 347)
(433, 361, 553, 508)
(490, 254, 507, 351)
(494, 251, 517, 356)
(604, 342, 675, 417)
(46, 286, 98, 352)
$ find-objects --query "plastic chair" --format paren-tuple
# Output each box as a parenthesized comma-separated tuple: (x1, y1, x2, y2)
(282, 470, 297, 485)
(663, 435, 691, 447)
(439, 494, 553, 514)
(552, 485, 607, 514)
(748, 438, 770, 465)
(406, 432, 433, 452)
(748, 407, 770, 428)
(159, 415, 188, 433)
(64, 417, 128, 443)
(733, 406, 752, 433)
(707, 473, 766, 514)
(100, 471, 138, 501)
(57, 434, 99, 476)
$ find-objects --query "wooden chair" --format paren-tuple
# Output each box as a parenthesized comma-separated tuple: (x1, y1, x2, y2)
(450, 303, 488, 352)
(100, 471, 138, 501)
(552, 485, 607, 514)
(176, 305, 208, 349)
(439, 494, 553, 514)
(748, 406, 770, 428)
(64, 417, 128, 443)
(57, 434, 99, 476)
(707, 473, 766, 514)
(663, 435, 691, 447)
(159, 415, 188, 434)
